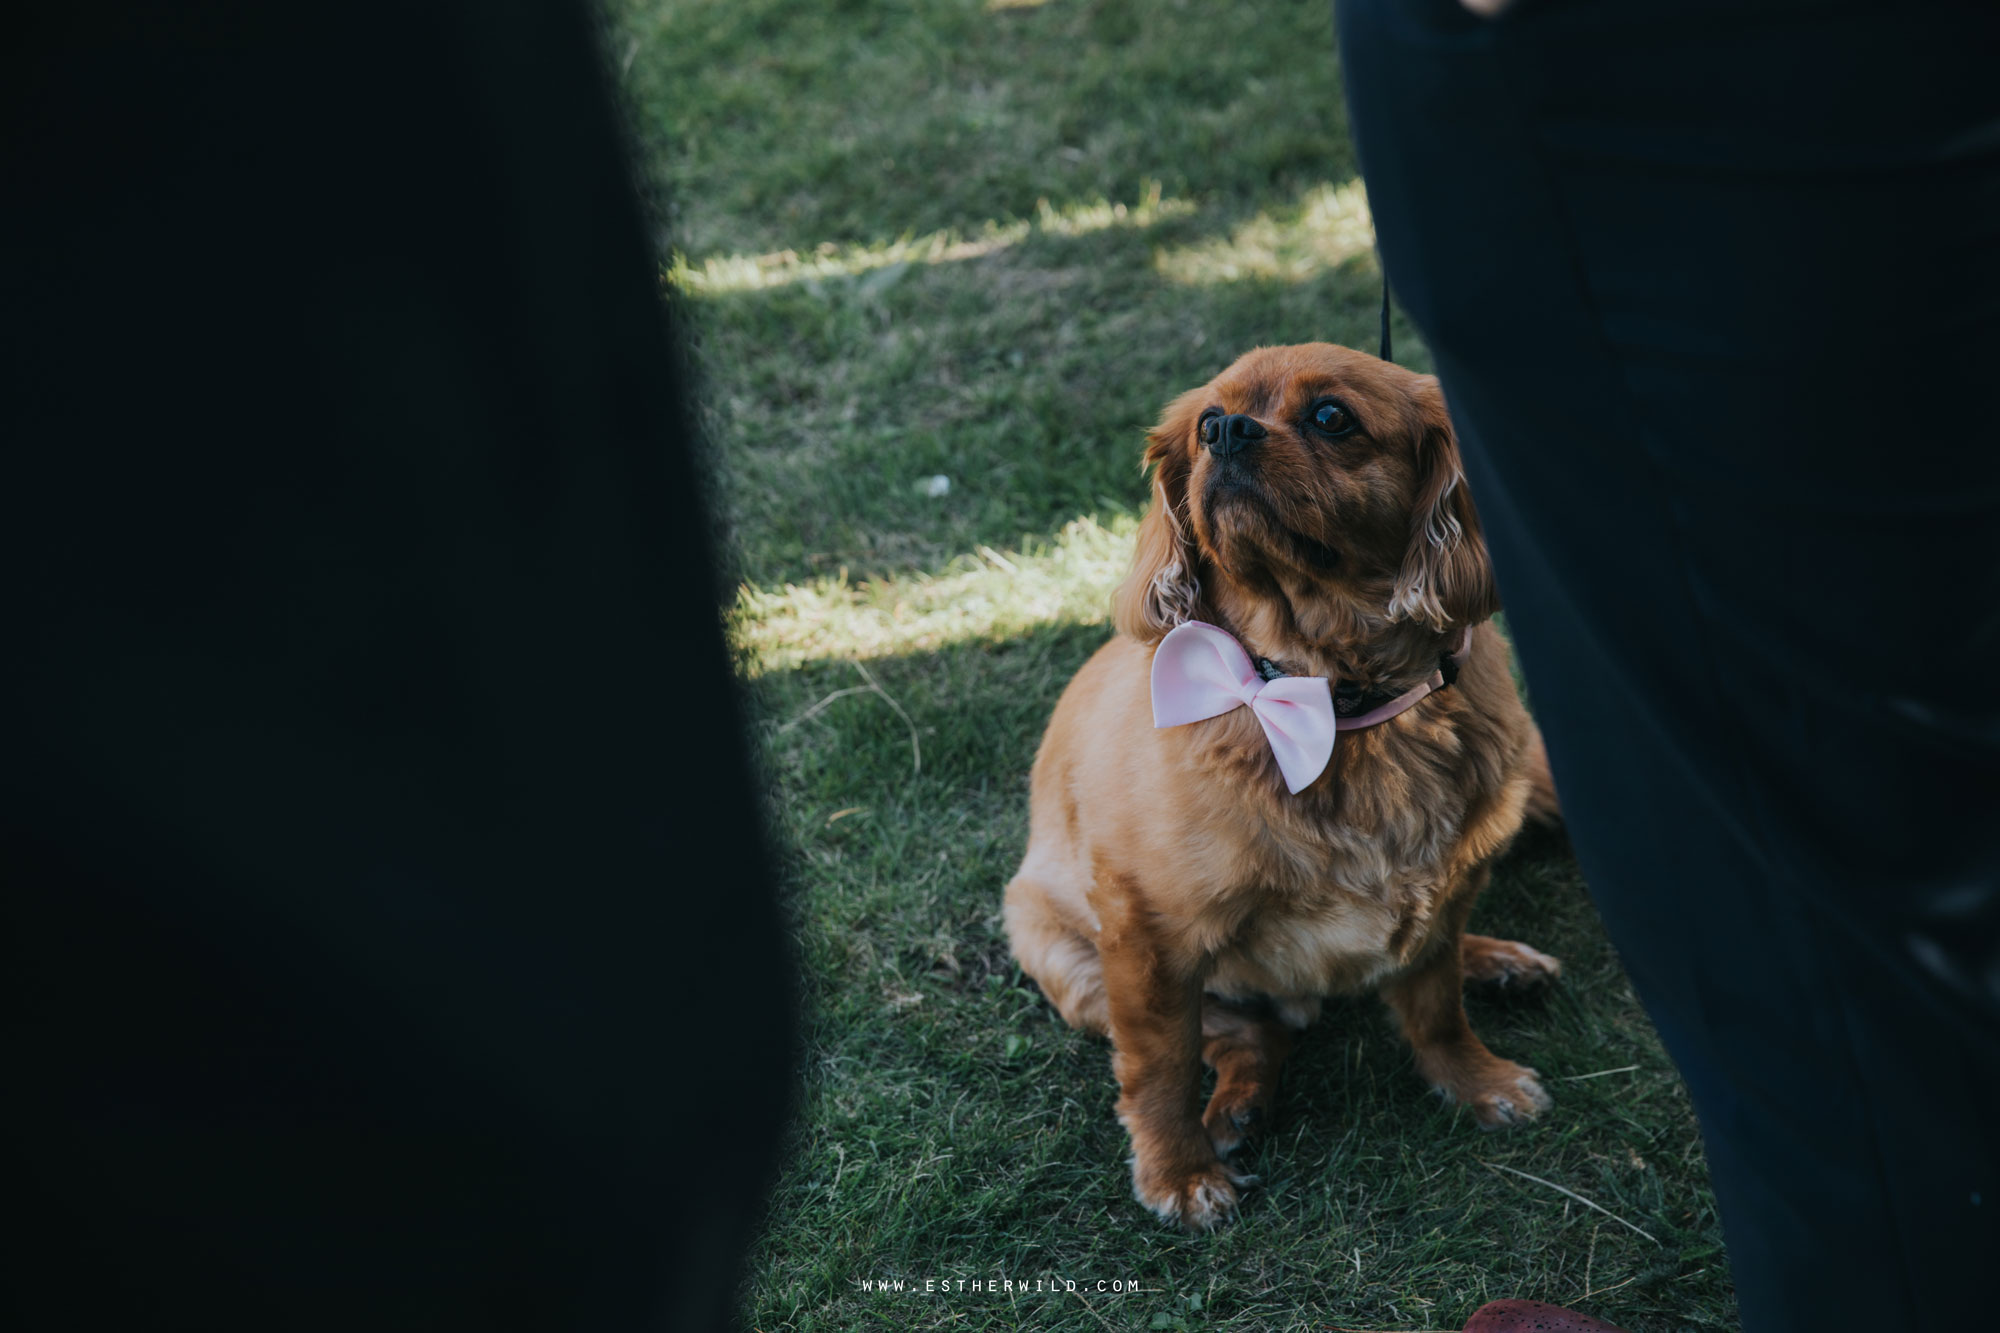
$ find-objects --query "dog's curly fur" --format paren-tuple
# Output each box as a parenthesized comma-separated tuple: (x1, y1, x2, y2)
(1003, 344, 1562, 1230)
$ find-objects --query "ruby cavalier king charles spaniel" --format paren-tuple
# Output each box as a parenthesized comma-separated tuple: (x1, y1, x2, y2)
(1004, 343, 1562, 1230)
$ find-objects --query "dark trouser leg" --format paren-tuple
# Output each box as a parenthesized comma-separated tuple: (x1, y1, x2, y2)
(1336, 1, 2000, 1327)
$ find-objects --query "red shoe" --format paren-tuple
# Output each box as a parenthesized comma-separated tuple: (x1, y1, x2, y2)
(1461, 1299, 1630, 1333)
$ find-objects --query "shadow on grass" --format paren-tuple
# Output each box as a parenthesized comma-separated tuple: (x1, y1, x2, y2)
(613, 0, 1359, 260)
(745, 620, 1734, 1333)
(693, 238, 1425, 592)
(620, 0, 1735, 1326)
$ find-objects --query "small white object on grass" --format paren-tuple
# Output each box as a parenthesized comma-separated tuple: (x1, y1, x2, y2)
(922, 474, 951, 498)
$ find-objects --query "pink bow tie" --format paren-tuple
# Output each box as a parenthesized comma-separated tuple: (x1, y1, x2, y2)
(1150, 621, 1337, 794)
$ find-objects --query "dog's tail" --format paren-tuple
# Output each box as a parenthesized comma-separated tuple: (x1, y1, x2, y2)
(1524, 724, 1563, 826)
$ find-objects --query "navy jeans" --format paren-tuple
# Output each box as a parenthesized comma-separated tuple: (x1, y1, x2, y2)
(1336, 1, 2000, 1328)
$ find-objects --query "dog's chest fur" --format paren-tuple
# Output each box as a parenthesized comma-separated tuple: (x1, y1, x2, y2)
(1179, 698, 1492, 999)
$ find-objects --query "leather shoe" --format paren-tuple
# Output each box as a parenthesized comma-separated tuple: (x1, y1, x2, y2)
(1461, 1299, 1630, 1332)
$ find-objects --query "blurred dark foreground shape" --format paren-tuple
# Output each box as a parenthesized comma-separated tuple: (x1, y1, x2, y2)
(6, 3, 792, 1329)
(1338, 0, 2000, 1329)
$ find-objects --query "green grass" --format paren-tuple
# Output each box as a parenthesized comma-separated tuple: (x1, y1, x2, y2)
(612, 1, 1737, 1328)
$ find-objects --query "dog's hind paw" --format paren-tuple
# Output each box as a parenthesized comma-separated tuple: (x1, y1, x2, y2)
(1461, 935, 1563, 990)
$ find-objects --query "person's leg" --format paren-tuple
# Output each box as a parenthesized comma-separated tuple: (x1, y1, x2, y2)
(7, 2, 792, 1327)
(1336, 1, 2000, 1328)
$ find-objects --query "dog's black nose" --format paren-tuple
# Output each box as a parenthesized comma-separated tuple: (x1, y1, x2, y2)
(1202, 412, 1266, 457)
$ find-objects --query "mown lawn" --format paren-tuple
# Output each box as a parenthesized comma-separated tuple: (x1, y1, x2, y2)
(612, 2, 1738, 1329)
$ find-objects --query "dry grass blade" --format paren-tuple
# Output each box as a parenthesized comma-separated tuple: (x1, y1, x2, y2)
(777, 684, 875, 732)
(850, 659, 921, 777)
(1066, 1288, 1120, 1333)
(1483, 1161, 1661, 1245)
(777, 664, 922, 778)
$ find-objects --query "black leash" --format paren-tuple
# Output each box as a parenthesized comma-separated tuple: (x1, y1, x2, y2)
(1378, 272, 1393, 365)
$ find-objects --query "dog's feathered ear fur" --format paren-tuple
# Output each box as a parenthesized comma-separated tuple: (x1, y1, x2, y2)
(1114, 389, 1206, 643)
(1388, 376, 1499, 630)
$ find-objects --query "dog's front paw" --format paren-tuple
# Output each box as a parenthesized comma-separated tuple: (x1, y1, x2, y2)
(1452, 1060, 1552, 1129)
(1131, 1152, 1254, 1232)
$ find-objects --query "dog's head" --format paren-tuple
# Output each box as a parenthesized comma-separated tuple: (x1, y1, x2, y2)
(1114, 343, 1496, 654)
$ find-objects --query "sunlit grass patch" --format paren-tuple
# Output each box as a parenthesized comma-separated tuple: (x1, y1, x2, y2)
(733, 514, 1134, 675)
(673, 186, 1194, 295)
(1155, 179, 1376, 286)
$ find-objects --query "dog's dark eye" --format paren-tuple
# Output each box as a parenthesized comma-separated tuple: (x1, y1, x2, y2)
(1197, 408, 1223, 445)
(1310, 399, 1358, 436)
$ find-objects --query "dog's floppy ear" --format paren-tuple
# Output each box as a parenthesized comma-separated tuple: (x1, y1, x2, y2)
(1114, 388, 1205, 643)
(1388, 375, 1499, 630)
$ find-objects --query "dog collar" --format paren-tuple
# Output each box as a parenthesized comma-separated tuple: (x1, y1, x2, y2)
(1265, 627, 1474, 730)
(1152, 621, 1475, 794)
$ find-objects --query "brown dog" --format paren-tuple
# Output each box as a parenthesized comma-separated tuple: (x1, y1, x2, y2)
(1003, 343, 1561, 1230)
